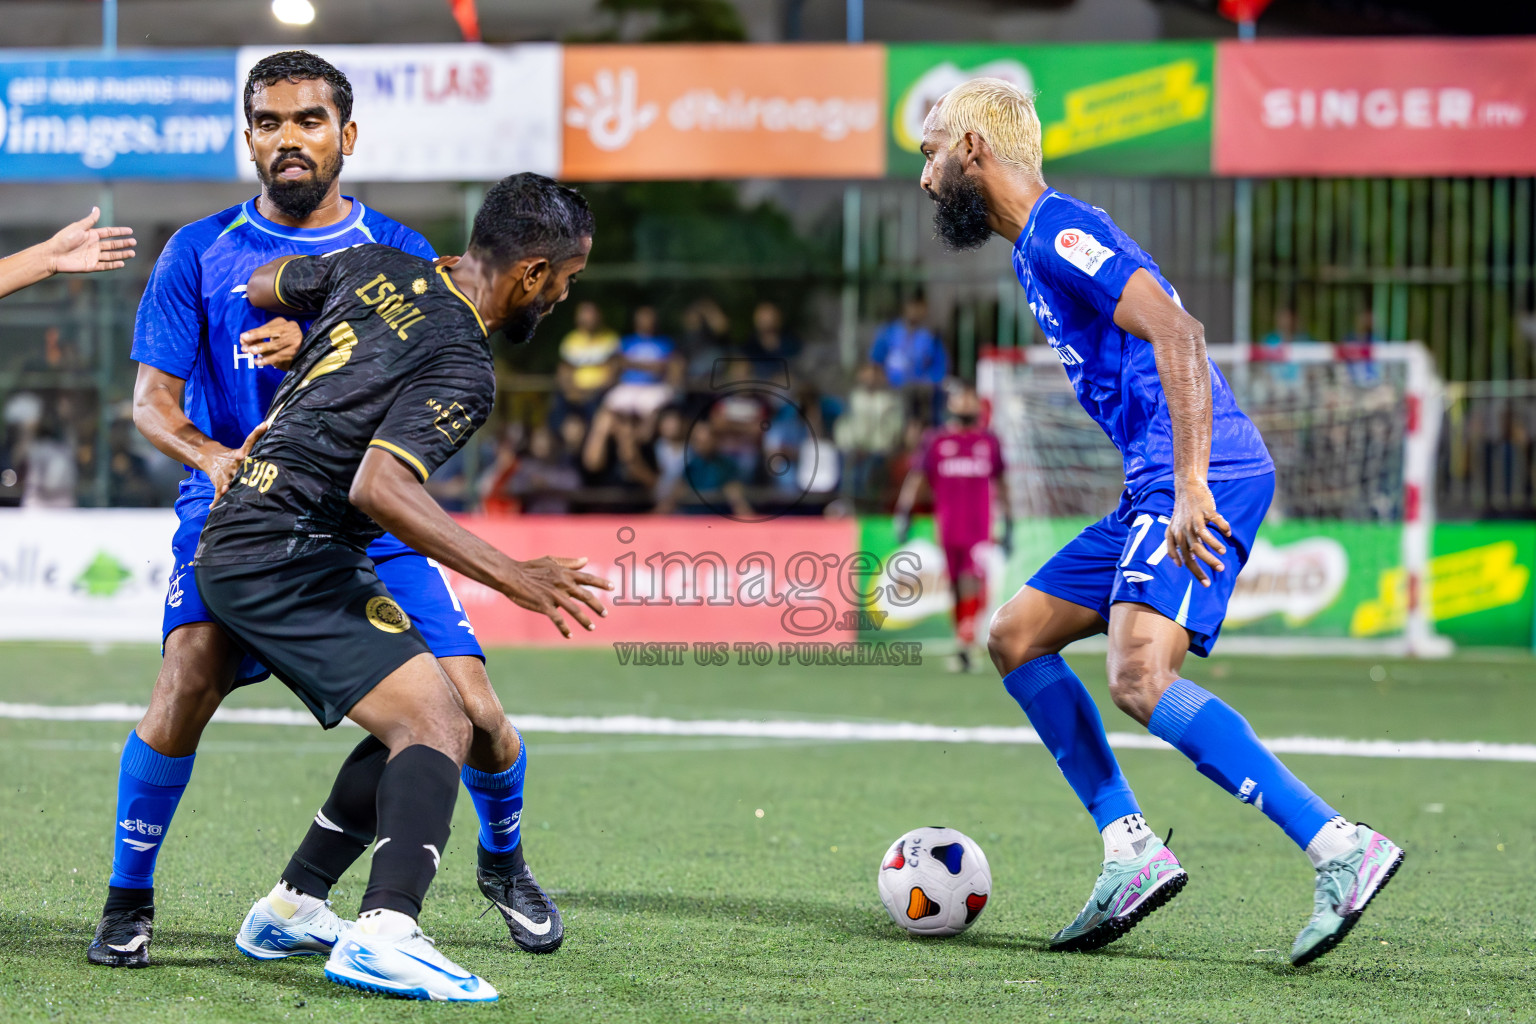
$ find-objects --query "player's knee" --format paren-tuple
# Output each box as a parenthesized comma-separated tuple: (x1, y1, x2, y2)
(986, 606, 1057, 676)
(1106, 656, 1176, 724)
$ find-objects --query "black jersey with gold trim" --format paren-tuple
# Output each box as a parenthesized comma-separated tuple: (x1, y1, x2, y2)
(197, 244, 492, 564)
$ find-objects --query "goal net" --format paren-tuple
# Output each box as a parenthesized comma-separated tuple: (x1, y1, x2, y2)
(978, 342, 1449, 657)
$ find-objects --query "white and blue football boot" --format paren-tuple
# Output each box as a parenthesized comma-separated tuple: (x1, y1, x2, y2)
(235, 886, 351, 961)
(324, 909, 497, 1002)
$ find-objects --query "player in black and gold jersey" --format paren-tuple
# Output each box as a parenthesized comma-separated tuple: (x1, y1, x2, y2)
(195, 173, 610, 1001)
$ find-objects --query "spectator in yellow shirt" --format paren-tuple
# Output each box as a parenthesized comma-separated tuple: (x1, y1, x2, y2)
(554, 300, 620, 427)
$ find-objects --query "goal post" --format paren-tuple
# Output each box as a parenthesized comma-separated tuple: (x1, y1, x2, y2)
(978, 341, 1451, 658)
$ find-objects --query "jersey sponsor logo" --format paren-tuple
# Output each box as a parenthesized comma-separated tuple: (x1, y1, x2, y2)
(166, 570, 186, 609)
(1054, 228, 1116, 277)
(1052, 342, 1084, 366)
(936, 455, 992, 478)
(120, 817, 164, 836)
(365, 595, 412, 633)
(353, 272, 429, 340)
(428, 398, 474, 444)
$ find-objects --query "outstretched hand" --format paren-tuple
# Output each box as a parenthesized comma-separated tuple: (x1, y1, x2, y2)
(1166, 479, 1231, 588)
(47, 207, 137, 275)
(499, 555, 613, 638)
(208, 421, 270, 506)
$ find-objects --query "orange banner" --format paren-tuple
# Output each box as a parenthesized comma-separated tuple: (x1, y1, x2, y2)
(445, 515, 899, 648)
(561, 45, 886, 180)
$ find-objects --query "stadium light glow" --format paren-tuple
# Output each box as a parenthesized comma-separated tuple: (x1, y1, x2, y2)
(271, 0, 316, 26)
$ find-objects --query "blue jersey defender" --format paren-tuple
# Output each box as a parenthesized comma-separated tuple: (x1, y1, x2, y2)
(132, 197, 482, 677)
(1011, 188, 1275, 655)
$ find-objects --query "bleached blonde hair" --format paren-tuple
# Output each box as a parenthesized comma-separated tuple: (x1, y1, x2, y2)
(933, 77, 1042, 178)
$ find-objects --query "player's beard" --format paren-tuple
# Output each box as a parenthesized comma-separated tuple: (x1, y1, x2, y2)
(259, 150, 344, 221)
(930, 171, 993, 252)
(502, 293, 554, 346)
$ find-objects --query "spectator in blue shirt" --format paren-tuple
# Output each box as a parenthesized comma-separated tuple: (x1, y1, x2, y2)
(871, 295, 947, 423)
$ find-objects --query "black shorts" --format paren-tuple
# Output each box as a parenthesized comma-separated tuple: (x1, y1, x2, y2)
(196, 547, 431, 728)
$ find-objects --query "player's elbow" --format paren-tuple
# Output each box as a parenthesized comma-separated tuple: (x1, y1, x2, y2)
(348, 467, 386, 520)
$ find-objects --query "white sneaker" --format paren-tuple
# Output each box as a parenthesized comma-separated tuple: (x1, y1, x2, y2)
(235, 887, 352, 961)
(324, 910, 496, 1002)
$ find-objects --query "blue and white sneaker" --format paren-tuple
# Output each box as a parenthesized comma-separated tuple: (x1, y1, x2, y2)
(235, 887, 351, 961)
(324, 909, 497, 1002)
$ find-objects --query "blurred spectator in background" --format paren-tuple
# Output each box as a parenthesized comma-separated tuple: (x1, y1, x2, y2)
(108, 415, 158, 507)
(651, 406, 689, 508)
(21, 407, 76, 508)
(1341, 307, 1383, 387)
(1257, 305, 1310, 391)
(835, 362, 906, 509)
(603, 306, 682, 438)
(708, 361, 770, 482)
(1259, 306, 1313, 352)
(764, 383, 840, 501)
(870, 294, 947, 423)
(658, 420, 752, 518)
(681, 297, 730, 385)
(509, 424, 581, 515)
(554, 300, 619, 427)
(583, 405, 661, 510)
(743, 301, 801, 365)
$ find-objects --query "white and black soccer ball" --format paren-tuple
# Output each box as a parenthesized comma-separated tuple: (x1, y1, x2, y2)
(876, 826, 991, 937)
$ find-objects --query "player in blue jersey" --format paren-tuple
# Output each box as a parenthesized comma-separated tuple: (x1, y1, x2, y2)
(918, 79, 1402, 966)
(90, 51, 563, 968)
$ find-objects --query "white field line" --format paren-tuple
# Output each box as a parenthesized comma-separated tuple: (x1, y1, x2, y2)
(0, 702, 1532, 763)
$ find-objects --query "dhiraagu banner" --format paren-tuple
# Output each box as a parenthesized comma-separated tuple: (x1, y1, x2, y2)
(861, 517, 1534, 649)
(887, 42, 1214, 179)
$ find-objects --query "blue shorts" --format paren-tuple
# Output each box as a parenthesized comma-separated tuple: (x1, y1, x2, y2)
(165, 503, 483, 684)
(1027, 473, 1275, 657)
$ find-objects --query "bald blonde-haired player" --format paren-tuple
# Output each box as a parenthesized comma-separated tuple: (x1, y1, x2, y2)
(918, 79, 1403, 965)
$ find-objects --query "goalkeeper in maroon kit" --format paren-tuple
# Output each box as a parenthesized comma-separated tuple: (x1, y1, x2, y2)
(895, 381, 1012, 671)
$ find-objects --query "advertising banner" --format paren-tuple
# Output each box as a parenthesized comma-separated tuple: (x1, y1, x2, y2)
(235, 44, 561, 181)
(0, 509, 176, 642)
(1214, 39, 1536, 176)
(862, 516, 1534, 649)
(0, 52, 239, 180)
(560, 45, 886, 180)
(887, 42, 1214, 179)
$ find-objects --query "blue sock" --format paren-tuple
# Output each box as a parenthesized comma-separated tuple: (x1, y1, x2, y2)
(1148, 679, 1337, 849)
(109, 731, 196, 892)
(461, 730, 526, 864)
(1003, 655, 1140, 830)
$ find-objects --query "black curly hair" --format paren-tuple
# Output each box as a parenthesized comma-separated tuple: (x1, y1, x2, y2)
(243, 50, 353, 126)
(469, 173, 595, 268)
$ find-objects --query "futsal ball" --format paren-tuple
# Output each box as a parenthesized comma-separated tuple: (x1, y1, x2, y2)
(877, 826, 991, 937)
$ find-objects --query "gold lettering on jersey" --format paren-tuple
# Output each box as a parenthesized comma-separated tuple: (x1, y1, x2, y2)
(301, 322, 359, 387)
(237, 457, 280, 493)
(354, 272, 430, 340)
(427, 398, 473, 444)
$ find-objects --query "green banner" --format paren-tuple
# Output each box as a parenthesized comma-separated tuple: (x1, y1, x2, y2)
(887, 42, 1215, 180)
(857, 517, 1534, 649)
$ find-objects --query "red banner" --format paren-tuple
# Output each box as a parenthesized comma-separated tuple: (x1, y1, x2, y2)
(1214, 39, 1536, 176)
(444, 515, 894, 648)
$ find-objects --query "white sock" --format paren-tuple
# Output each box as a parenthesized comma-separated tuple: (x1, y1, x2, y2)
(1101, 813, 1153, 860)
(357, 908, 417, 939)
(1305, 816, 1358, 868)
(266, 881, 322, 921)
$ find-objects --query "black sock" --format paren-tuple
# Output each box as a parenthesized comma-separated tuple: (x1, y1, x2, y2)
(360, 745, 459, 919)
(477, 839, 525, 876)
(103, 885, 154, 916)
(281, 735, 389, 898)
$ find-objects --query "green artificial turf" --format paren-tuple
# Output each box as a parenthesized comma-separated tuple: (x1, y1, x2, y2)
(0, 643, 1531, 1022)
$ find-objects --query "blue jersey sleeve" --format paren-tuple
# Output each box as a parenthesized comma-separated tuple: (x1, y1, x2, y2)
(130, 226, 207, 380)
(385, 222, 436, 261)
(1033, 209, 1141, 321)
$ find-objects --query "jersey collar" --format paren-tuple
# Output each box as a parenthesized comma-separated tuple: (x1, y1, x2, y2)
(241, 195, 370, 243)
(1015, 187, 1059, 252)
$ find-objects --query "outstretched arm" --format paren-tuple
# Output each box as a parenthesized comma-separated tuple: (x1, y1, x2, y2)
(1112, 268, 1230, 587)
(350, 448, 613, 638)
(245, 256, 306, 313)
(0, 208, 136, 299)
(892, 468, 925, 544)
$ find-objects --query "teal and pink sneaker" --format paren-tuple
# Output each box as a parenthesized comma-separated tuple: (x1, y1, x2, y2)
(1049, 833, 1188, 952)
(1290, 824, 1404, 966)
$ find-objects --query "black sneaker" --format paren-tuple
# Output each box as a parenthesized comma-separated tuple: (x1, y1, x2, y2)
(476, 845, 563, 954)
(88, 905, 154, 967)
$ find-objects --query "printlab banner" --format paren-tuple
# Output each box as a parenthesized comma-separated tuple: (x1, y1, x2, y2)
(234, 45, 562, 181)
(0, 509, 176, 642)
(886, 42, 1214, 179)
(0, 52, 239, 180)
(560, 45, 886, 180)
(1214, 39, 1536, 176)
